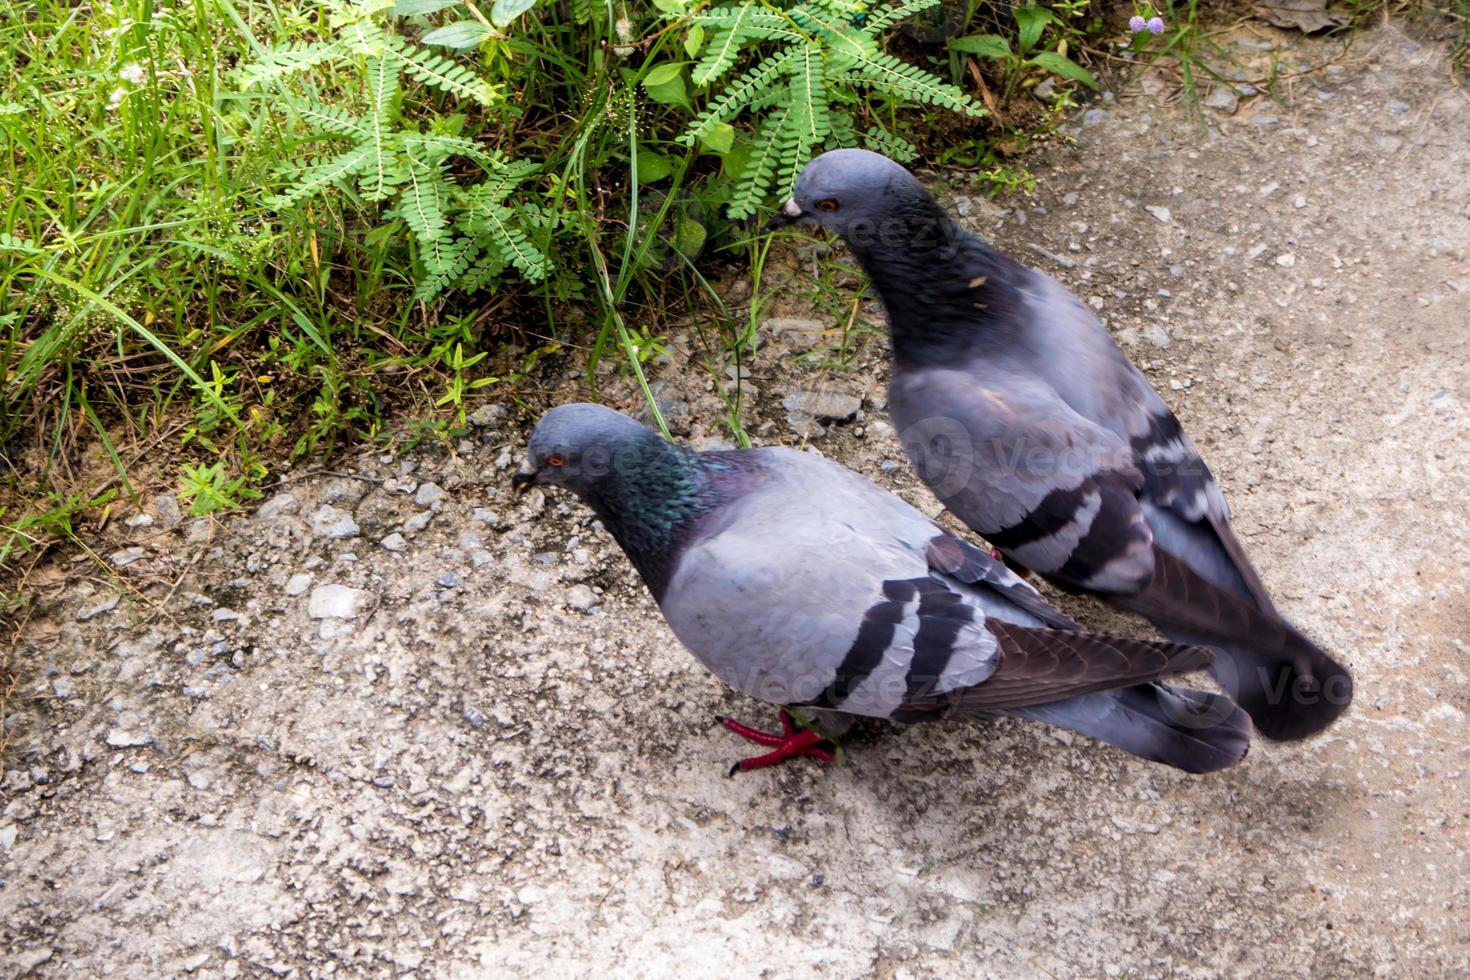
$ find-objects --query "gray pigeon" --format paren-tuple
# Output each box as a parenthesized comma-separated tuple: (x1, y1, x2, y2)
(769, 148, 1352, 741)
(514, 403, 1250, 774)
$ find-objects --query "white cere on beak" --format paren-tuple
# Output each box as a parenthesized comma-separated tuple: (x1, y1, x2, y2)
(781, 198, 802, 217)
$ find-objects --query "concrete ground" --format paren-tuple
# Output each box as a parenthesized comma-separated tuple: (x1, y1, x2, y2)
(2, 20, 1467, 979)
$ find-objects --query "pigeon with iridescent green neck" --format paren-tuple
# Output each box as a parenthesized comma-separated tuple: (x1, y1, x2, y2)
(770, 148, 1353, 742)
(514, 403, 1250, 775)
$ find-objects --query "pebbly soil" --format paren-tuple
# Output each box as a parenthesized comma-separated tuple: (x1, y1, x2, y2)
(3, 21, 1468, 980)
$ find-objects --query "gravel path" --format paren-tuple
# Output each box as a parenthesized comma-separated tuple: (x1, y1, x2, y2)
(3, 21, 1467, 978)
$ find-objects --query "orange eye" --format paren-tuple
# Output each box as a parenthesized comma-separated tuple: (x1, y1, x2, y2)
(816, 198, 839, 212)
(546, 455, 564, 468)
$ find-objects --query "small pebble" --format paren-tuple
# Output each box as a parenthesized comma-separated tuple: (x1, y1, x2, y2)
(110, 547, 147, 568)
(256, 493, 299, 520)
(415, 482, 447, 507)
(567, 585, 597, 612)
(307, 584, 371, 619)
(77, 593, 121, 622)
(310, 505, 360, 540)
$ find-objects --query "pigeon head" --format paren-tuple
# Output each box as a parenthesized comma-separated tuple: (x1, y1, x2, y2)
(513, 403, 659, 500)
(766, 149, 937, 242)
(514, 403, 747, 599)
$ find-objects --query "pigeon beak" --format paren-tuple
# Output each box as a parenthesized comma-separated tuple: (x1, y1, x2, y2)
(764, 198, 805, 231)
(511, 462, 536, 494)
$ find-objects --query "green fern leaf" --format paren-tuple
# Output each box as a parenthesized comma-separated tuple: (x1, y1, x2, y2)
(240, 41, 346, 88)
(863, 0, 945, 34)
(839, 51, 984, 115)
(414, 238, 478, 301)
(691, 6, 758, 86)
(456, 251, 510, 293)
(465, 199, 548, 280)
(295, 103, 370, 138)
(859, 122, 918, 161)
(400, 132, 504, 174)
(792, 5, 873, 66)
(380, 32, 496, 105)
(786, 45, 828, 151)
(727, 104, 795, 220)
(364, 58, 403, 199)
(425, 231, 477, 275)
(691, 6, 807, 85)
(267, 146, 375, 210)
(394, 153, 451, 244)
(475, 159, 542, 202)
(684, 46, 800, 142)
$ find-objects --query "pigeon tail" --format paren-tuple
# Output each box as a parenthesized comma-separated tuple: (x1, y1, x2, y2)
(1112, 547, 1353, 741)
(1005, 683, 1251, 774)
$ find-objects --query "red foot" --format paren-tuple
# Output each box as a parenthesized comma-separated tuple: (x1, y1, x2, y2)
(716, 710, 836, 776)
(991, 547, 1032, 579)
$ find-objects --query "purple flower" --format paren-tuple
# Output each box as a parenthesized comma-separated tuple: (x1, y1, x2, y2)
(1129, 14, 1147, 31)
(1147, 16, 1165, 34)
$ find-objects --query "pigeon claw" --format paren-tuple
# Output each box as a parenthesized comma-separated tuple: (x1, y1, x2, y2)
(720, 710, 836, 775)
(990, 546, 1033, 579)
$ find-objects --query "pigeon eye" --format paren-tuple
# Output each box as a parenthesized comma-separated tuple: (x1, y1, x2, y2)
(816, 198, 839, 212)
(546, 455, 564, 468)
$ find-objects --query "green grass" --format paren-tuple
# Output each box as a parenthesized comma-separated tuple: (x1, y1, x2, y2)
(0, 0, 1132, 614)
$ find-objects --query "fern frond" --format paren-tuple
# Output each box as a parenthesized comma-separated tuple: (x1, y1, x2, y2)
(691, 5, 807, 86)
(400, 132, 502, 174)
(474, 159, 541, 203)
(692, 4, 794, 30)
(691, 6, 760, 86)
(864, 0, 944, 34)
(839, 52, 984, 115)
(240, 41, 345, 88)
(859, 122, 919, 161)
(414, 238, 479, 301)
(792, 5, 873, 66)
(365, 56, 402, 127)
(363, 58, 403, 199)
(510, 202, 557, 230)
(267, 146, 374, 210)
(466, 201, 549, 280)
(423, 233, 476, 278)
(786, 45, 829, 152)
(684, 46, 800, 142)
(380, 32, 496, 105)
(727, 104, 794, 220)
(393, 152, 451, 244)
(693, 23, 806, 86)
(457, 251, 509, 293)
(295, 103, 370, 137)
